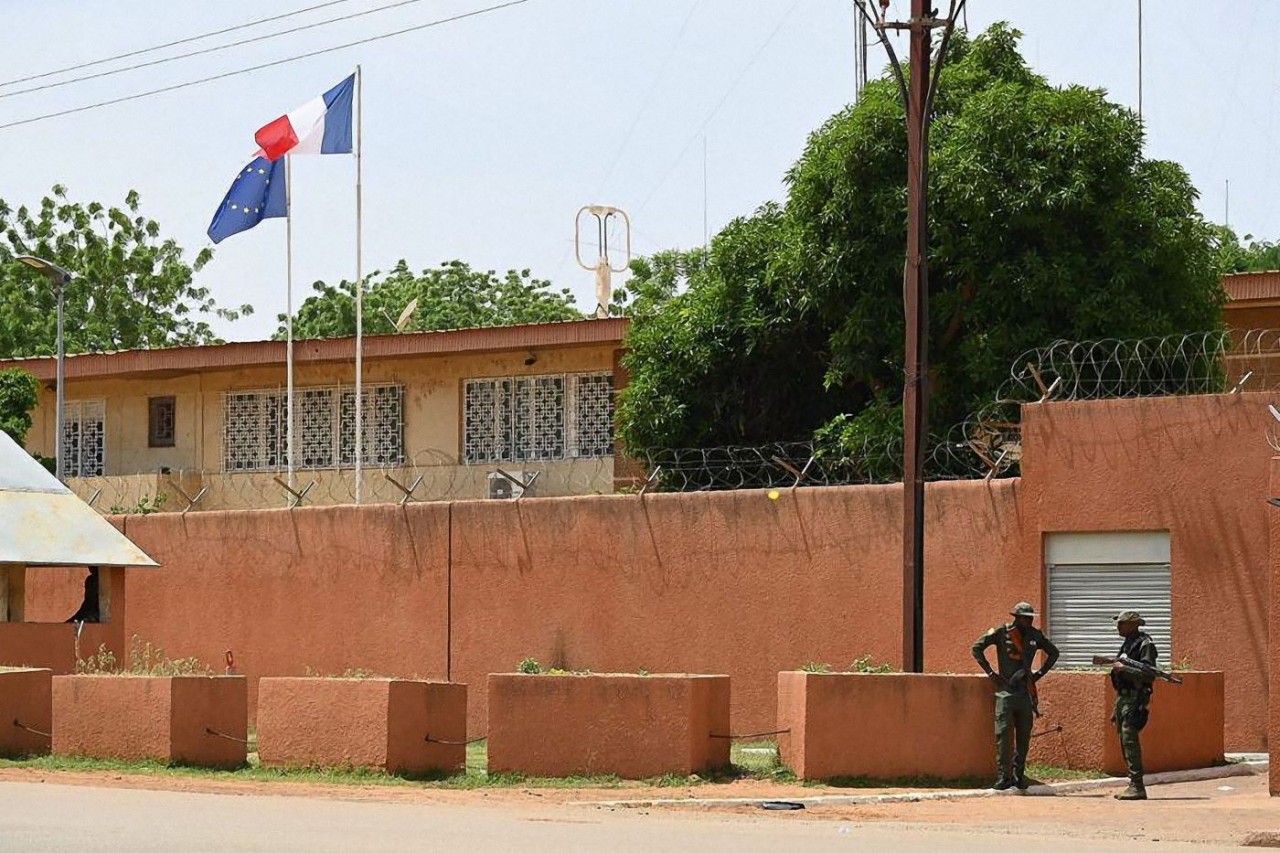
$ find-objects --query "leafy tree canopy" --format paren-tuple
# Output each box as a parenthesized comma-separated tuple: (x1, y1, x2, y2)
(0, 368, 38, 446)
(617, 24, 1226, 459)
(0, 186, 251, 357)
(1218, 226, 1280, 273)
(280, 259, 583, 339)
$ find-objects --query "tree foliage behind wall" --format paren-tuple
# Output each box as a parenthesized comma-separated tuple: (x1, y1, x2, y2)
(0, 186, 251, 357)
(617, 24, 1226, 461)
(0, 368, 39, 447)
(280, 259, 583, 339)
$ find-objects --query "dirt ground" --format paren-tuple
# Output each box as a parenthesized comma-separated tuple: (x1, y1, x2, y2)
(0, 764, 1276, 846)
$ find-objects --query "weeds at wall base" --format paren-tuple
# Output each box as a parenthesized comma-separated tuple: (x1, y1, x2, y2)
(0, 740, 801, 789)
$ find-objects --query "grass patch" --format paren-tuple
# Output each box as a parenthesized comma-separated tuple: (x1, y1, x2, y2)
(0, 738, 1099, 791)
(809, 763, 1106, 789)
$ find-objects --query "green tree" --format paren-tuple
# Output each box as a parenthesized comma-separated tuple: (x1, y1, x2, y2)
(618, 24, 1225, 461)
(0, 368, 39, 446)
(280, 259, 582, 338)
(1217, 226, 1280, 273)
(0, 186, 251, 357)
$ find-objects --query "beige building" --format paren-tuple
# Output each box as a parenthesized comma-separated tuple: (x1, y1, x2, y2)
(0, 318, 629, 512)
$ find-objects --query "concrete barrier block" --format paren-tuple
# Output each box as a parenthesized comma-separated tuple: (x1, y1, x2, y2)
(0, 667, 52, 757)
(52, 675, 247, 768)
(777, 672, 995, 781)
(257, 678, 466, 774)
(487, 673, 731, 779)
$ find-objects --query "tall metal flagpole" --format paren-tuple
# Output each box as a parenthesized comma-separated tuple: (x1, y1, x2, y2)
(285, 154, 296, 495)
(354, 65, 364, 505)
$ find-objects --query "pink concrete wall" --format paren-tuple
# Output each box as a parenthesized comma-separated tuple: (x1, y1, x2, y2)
(450, 481, 1026, 732)
(118, 505, 451, 716)
(1021, 394, 1271, 750)
(14, 393, 1267, 754)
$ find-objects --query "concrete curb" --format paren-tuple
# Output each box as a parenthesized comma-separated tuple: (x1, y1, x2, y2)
(577, 760, 1267, 810)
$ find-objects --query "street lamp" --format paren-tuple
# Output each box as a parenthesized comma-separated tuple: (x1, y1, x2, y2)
(15, 256, 73, 481)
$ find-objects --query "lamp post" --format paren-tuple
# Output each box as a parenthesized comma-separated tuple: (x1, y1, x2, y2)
(15, 256, 73, 481)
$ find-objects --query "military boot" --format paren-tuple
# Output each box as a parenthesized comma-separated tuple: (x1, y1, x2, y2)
(991, 778, 1015, 791)
(1114, 776, 1147, 800)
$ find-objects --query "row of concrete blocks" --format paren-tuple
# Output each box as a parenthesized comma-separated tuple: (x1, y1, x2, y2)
(0, 669, 1225, 780)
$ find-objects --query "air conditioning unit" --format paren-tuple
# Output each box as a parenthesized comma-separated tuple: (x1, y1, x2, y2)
(487, 470, 530, 500)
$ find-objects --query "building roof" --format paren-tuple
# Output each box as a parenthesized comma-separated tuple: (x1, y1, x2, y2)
(1222, 271, 1280, 303)
(0, 317, 630, 381)
(0, 431, 158, 568)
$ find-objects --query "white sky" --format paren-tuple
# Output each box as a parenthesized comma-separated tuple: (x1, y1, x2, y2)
(0, 1, 1271, 342)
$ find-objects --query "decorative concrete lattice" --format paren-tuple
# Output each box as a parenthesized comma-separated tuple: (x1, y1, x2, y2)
(222, 385, 404, 472)
(513, 376, 565, 461)
(464, 373, 613, 464)
(569, 373, 614, 459)
(62, 400, 106, 477)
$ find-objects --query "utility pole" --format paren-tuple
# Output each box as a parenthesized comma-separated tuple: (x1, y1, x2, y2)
(855, 0, 965, 673)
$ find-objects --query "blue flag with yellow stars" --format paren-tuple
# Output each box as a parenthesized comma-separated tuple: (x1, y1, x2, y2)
(207, 155, 287, 244)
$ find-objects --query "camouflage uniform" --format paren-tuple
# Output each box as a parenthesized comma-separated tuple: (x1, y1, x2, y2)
(1111, 610, 1158, 799)
(972, 603, 1060, 788)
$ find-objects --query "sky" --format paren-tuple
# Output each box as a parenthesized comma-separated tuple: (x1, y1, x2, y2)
(0, 1, 1274, 342)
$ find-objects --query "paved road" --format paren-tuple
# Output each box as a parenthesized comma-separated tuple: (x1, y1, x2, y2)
(0, 781, 1251, 852)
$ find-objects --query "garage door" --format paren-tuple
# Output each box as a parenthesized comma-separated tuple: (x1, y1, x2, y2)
(1045, 532, 1172, 667)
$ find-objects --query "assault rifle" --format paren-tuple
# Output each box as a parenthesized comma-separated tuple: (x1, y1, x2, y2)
(1092, 654, 1183, 685)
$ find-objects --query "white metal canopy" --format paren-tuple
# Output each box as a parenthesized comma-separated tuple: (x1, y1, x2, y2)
(0, 431, 157, 568)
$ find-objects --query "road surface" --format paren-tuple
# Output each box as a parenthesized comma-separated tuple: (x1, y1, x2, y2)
(0, 779, 1258, 852)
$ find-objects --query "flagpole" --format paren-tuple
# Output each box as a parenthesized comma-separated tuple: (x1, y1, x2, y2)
(354, 65, 364, 505)
(285, 154, 296, 496)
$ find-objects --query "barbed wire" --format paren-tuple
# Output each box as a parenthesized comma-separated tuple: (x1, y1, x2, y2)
(67, 450, 616, 515)
(997, 329, 1279, 404)
(64, 330, 1280, 508)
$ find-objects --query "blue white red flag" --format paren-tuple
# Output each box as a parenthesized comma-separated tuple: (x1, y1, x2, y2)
(254, 74, 355, 161)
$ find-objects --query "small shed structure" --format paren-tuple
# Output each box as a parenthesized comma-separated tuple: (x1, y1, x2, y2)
(0, 431, 157, 670)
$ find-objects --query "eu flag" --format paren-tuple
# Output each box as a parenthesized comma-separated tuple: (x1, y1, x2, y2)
(207, 155, 287, 244)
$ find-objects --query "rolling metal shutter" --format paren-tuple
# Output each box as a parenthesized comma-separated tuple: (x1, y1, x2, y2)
(1045, 533, 1172, 668)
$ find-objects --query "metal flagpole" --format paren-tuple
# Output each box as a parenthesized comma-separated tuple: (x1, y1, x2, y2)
(285, 154, 296, 496)
(354, 65, 364, 505)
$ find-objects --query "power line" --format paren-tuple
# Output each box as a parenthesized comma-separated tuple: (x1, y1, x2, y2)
(636, 0, 800, 216)
(0, 0, 531, 134)
(0, 0, 361, 90)
(593, 0, 704, 199)
(0, 0, 442, 102)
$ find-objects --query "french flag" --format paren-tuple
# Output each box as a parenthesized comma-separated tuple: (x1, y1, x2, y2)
(254, 74, 354, 161)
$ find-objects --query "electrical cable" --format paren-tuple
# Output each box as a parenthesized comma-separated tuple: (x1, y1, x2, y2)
(0, 0, 531, 133)
(0, 0, 443, 102)
(635, 0, 800, 216)
(0, 0, 361, 90)
(593, 0, 705, 199)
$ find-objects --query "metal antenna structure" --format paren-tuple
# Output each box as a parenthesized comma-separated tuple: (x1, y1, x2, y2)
(575, 205, 632, 318)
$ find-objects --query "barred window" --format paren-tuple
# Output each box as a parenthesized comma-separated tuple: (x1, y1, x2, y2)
(63, 400, 106, 477)
(569, 374, 614, 458)
(222, 385, 404, 472)
(148, 397, 176, 448)
(463, 373, 613, 464)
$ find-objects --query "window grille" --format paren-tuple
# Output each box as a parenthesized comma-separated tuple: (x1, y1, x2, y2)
(148, 396, 176, 448)
(63, 400, 106, 477)
(221, 384, 404, 472)
(463, 372, 613, 464)
(568, 373, 614, 458)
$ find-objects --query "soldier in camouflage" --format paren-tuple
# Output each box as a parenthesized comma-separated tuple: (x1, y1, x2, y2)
(971, 602, 1060, 790)
(1111, 610, 1158, 801)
